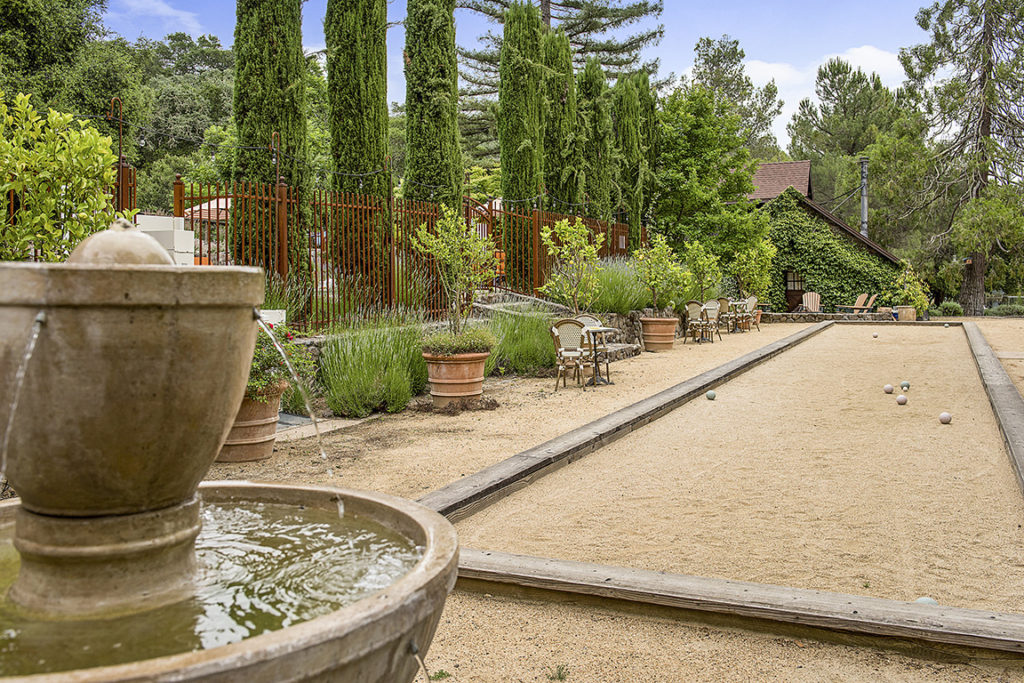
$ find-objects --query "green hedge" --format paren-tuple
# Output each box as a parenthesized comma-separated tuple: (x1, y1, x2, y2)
(765, 190, 899, 312)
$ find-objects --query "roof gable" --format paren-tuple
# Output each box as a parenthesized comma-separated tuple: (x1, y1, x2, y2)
(749, 161, 812, 201)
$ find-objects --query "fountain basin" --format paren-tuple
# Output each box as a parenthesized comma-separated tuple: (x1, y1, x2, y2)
(0, 481, 459, 682)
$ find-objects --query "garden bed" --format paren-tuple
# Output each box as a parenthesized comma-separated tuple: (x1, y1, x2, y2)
(453, 324, 1024, 614)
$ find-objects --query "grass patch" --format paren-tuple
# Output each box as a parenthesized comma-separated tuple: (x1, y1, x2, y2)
(320, 311, 426, 417)
(591, 257, 651, 315)
(485, 307, 556, 375)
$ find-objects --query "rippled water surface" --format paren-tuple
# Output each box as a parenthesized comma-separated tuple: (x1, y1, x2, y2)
(0, 501, 423, 676)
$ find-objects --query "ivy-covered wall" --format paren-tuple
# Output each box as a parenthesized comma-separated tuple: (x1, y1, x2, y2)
(766, 189, 900, 312)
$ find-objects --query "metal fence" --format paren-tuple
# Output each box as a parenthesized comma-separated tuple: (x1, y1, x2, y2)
(174, 176, 635, 330)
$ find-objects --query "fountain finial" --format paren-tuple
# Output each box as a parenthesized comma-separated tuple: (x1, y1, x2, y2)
(67, 218, 174, 265)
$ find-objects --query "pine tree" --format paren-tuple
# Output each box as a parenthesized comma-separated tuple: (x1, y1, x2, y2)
(901, 0, 1024, 314)
(232, 0, 308, 274)
(404, 0, 463, 209)
(613, 75, 643, 248)
(325, 0, 388, 198)
(577, 58, 613, 221)
(498, 1, 543, 206)
(458, 0, 664, 167)
(540, 28, 583, 211)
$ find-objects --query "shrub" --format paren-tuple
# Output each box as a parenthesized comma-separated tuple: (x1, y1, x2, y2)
(538, 217, 604, 314)
(263, 272, 314, 325)
(591, 258, 651, 314)
(939, 300, 964, 316)
(634, 234, 689, 309)
(985, 304, 1024, 317)
(249, 324, 315, 401)
(422, 326, 496, 355)
(885, 261, 930, 315)
(684, 240, 720, 302)
(485, 308, 556, 375)
(320, 313, 426, 417)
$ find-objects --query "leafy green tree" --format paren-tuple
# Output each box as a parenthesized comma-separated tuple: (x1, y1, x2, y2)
(901, 0, 1024, 314)
(656, 85, 767, 270)
(325, 0, 388, 197)
(732, 238, 777, 298)
(633, 233, 688, 309)
(404, 0, 463, 209)
(540, 28, 583, 211)
(499, 1, 543, 207)
(684, 240, 722, 302)
(950, 186, 1024, 297)
(577, 58, 614, 220)
(388, 104, 407, 180)
(692, 35, 784, 160)
(539, 218, 605, 313)
(466, 165, 501, 203)
(613, 75, 644, 248)
(457, 0, 664, 167)
(634, 70, 659, 228)
(133, 33, 234, 79)
(0, 93, 119, 260)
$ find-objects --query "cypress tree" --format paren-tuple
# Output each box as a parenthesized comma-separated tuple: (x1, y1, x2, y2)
(498, 1, 543, 208)
(613, 75, 643, 248)
(634, 70, 659, 232)
(233, 0, 308, 274)
(541, 28, 584, 211)
(325, 0, 388, 198)
(577, 58, 613, 221)
(404, 0, 462, 210)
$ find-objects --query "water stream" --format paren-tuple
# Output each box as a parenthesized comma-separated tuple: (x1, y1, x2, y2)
(0, 311, 46, 494)
(255, 313, 327, 461)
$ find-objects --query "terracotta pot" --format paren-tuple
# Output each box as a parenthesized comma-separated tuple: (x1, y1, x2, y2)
(895, 305, 917, 321)
(217, 380, 288, 463)
(639, 317, 677, 352)
(754, 309, 762, 325)
(423, 351, 489, 407)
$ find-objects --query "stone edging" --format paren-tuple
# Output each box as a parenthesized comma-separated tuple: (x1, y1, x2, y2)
(963, 322, 1024, 497)
(418, 321, 834, 521)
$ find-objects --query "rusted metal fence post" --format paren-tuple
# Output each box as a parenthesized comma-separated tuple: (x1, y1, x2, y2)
(276, 175, 289, 280)
(172, 174, 184, 218)
(531, 208, 541, 295)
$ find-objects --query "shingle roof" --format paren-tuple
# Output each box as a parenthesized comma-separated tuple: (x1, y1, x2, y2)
(749, 160, 812, 201)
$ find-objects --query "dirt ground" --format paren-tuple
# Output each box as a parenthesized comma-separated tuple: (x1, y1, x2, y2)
(205, 323, 813, 500)
(424, 591, 1022, 682)
(454, 324, 1024, 614)
(974, 318, 1024, 396)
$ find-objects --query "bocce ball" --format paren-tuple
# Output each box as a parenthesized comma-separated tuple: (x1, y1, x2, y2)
(883, 384, 894, 394)
(897, 395, 908, 405)
(939, 412, 952, 424)
(944, 323, 950, 328)
(706, 390, 716, 401)
(915, 596, 939, 605)
(872, 332, 879, 338)
(900, 381, 910, 390)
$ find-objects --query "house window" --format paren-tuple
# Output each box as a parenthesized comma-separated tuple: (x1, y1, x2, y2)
(786, 271, 805, 291)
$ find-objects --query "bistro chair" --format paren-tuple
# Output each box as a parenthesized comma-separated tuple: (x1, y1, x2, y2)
(717, 297, 735, 333)
(703, 300, 724, 342)
(576, 314, 611, 382)
(684, 300, 706, 344)
(551, 318, 591, 391)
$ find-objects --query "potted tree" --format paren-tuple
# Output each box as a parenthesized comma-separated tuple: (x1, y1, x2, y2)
(633, 234, 688, 351)
(538, 217, 604, 314)
(889, 261, 930, 321)
(217, 322, 314, 462)
(413, 205, 498, 407)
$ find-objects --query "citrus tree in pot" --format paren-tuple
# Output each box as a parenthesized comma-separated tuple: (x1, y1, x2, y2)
(413, 205, 498, 407)
(217, 322, 314, 462)
(634, 234, 688, 351)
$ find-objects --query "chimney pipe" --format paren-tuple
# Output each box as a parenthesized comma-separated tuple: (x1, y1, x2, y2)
(859, 157, 869, 239)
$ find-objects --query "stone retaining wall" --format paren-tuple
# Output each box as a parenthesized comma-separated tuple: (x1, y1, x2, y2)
(761, 312, 891, 324)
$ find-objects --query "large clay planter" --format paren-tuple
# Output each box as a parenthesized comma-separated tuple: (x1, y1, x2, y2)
(895, 305, 917, 321)
(423, 351, 489, 407)
(217, 381, 288, 463)
(639, 317, 677, 352)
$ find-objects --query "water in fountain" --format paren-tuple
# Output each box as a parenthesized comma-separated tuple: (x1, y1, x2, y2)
(0, 311, 46, 495)
(0, 501, 423, 676)
(255, 315, 328, 461)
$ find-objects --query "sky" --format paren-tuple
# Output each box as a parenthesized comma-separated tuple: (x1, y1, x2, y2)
(103, 0, 931, 148)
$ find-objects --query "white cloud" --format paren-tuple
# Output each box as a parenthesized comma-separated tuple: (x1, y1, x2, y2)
(746, 45, 905, 150)
(109, 0, 201, 36)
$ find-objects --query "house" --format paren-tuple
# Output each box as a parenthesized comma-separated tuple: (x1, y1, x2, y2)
(749, 161, 900, 312)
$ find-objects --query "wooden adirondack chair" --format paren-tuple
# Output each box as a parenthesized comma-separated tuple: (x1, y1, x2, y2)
(798, 291, 822, 313)
(836, 294, 868, 313)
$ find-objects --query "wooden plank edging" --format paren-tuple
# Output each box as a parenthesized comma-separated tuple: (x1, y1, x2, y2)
(964, 322, 1024, 496)
(418, 322, 834, 520)
(835, 320, 964, 326)
(458, 548, 1024, 655)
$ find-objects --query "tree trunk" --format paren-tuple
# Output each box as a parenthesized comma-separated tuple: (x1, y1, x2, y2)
(958, 251, 987, 316)
(540, 0, 551, 26)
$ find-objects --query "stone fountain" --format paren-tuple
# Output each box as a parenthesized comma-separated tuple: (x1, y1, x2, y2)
(0, 222, 458, 680)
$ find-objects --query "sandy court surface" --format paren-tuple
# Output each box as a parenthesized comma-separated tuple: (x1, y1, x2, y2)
(974, 318, 1024, 396)
(206, 324, 812, 500)
(425, 591, 1021, 682)
(456, 324, 1024, 613)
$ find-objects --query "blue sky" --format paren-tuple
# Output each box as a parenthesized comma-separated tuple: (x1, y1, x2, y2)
(103, 0, 930, 146)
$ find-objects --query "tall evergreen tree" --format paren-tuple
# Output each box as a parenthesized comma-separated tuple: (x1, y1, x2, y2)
(325, 0, 388, 198)
(613, 75, 643, 248)
(458, 0, 663, 167)
(233, 0, 308, 273)
(634, 70, 659, 230)
(498, 1, 543, 206)
(577, 58, 613, 221)
(404, 0, 463, 209)
(901, 0, 1024, 314)
(692, 35, 783, 160)
(540, 28, 583, 211)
